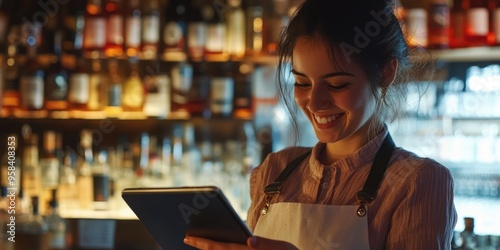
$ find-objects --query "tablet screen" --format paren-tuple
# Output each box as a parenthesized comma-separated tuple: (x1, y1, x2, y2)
(122, 186, 252, 250)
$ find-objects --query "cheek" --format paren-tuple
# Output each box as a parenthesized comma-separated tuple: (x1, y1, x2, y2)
(294, 91, 308, 109)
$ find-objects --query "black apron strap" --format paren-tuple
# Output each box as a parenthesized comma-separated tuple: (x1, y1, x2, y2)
(264, 149, 312, 194)
(356, 133, 395, 216)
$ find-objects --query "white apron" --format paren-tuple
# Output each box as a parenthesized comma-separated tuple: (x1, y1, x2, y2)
(253, 202, 370, 249)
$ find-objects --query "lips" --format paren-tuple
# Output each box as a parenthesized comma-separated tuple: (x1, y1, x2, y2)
(313, 113, 343, 124)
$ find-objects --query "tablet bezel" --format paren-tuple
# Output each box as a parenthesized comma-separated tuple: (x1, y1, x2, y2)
(121, 186, 252, 249)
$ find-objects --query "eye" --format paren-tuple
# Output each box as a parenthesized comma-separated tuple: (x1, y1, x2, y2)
(328, 83, 350, 91)
(293, 82, 311, 88)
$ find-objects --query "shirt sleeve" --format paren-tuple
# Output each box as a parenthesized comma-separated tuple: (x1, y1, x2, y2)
(386, 161, 457, 250)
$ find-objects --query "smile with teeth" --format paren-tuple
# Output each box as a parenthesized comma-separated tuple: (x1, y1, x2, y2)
(314, 114, 342, 124)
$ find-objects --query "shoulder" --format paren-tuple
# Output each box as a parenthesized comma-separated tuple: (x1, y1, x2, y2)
(251, 146, 312, 183)
(387, 147, 453, 188)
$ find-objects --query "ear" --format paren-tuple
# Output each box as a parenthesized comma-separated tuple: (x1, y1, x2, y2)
(381, 60, 398, 88)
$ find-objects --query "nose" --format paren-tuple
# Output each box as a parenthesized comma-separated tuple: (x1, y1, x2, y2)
(307, 84, 332, 112)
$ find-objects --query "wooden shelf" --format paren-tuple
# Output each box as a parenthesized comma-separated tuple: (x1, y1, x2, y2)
(412, 47, 500, 63)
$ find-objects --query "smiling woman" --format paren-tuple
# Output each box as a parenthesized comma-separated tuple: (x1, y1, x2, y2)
(183, 0, 457, 249)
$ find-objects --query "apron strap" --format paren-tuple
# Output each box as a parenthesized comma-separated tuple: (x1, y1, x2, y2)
(264, 150, 312, 194)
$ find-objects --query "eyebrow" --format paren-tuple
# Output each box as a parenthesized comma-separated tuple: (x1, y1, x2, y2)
(291, 69, 354, 78)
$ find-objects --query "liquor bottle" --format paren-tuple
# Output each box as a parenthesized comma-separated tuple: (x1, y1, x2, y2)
(142, 60, 170, 117)
(106, 58, 123, 115)
(83, 0, 106, 58)
(68, 52, 90, 111)
(204, 1, 226, 58)
(104, 0, 124, 57)
(210, 63, 234, 117)
(39, 131, 60, 192)
(245, 0, 264, 55)
(233, 63, 253, 119)
(21, 131, 41, 207)
(77, 129, 93, 210)
(187, 61, 211, 118)
(265, 0, 290, 54)
(226, 0, 246, 58)
(92, 150, 110, 210)
(45, 189, 67, 250)
(122, 57, 145, 111)
(170, 62, 193, 115)
(44, 29, 69, 111)
(58, 150, 78, 210)
(88, 58, 106, 111)
(187, 0, 207, 60)
(0, 0, 8, 54)
(491, 0, 500, 45)
(124, 0, 142, 57)
(1, 38, 20, 114)
(162, 0, 187, 60)
(450, 0, 467, 48)
(460, 217, 478, 249)
(19, 41, 44, 111)
(62, 0, 85, 54)
(141, 0, 160, 59)
(405, 1, 428, 48)
(464, 0, 489, 46)
(16, 196, 49, 250)
(428, 0, 451, 49)
(181, 123, 201, 185)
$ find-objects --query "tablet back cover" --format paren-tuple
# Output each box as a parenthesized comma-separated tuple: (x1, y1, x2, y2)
(122, 186, 251, 250)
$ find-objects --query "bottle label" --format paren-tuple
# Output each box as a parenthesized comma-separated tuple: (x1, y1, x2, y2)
(210, 77, 234, 115)
(143, 75, 170, 116)
(69, 73, 90, 104)
(88, 74, 103, 110)
(406, 9, 428, 47)
(163, 21, 184, 47)
(83, 17, 106, 48)
(142, 15, 160, 43)
(467, 8, 489, 36)
(428, 4, 450, 47)
(46, 73, 68, 101)
(20, 76, 44, 109)
(206, 23, 226, 53)
(123, 77, 145, 108)
(107, 84, 122, 107)
(107, 14, 124, 45)
(125, 16, 141, 47)
(187, 22, 207, 58)
(494, 9, 500, 42)
(40, 158, 59, 188)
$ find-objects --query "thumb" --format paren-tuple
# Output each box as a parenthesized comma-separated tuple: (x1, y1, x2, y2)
(247, 236, 298, 250)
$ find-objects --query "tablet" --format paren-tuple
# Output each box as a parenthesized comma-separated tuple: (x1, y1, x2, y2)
(121, 186, 253, 250)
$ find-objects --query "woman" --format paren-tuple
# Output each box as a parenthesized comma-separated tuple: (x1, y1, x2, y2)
(184, 0, 457, 249)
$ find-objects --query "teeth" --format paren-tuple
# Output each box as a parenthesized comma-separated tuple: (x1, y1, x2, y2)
(314, 114, 341, 124)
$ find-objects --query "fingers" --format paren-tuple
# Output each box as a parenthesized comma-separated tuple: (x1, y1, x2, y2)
(247, 236, 298, 250)
(184, 236, 249, 250)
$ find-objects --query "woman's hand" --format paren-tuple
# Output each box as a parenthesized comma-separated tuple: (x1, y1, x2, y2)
(183, 235, 298, 250)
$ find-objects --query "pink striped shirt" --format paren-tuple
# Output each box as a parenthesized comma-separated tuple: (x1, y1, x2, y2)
(247, 130, 457, 250)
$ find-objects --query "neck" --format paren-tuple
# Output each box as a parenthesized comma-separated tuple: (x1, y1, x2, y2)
(321, 122, 384, 164)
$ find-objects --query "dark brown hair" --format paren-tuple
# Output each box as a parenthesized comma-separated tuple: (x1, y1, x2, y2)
(276, 0, 424, 143)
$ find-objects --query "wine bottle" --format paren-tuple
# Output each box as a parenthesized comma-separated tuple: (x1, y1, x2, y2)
(104, 0, 124, 57)
(83, 0, 106, 58)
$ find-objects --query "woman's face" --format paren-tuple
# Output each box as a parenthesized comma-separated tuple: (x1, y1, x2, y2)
(292, 37, 377, 144)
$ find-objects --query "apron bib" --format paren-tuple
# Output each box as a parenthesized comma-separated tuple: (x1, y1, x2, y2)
(254, 133, 395, 250)
(254, 203, 370, 249)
